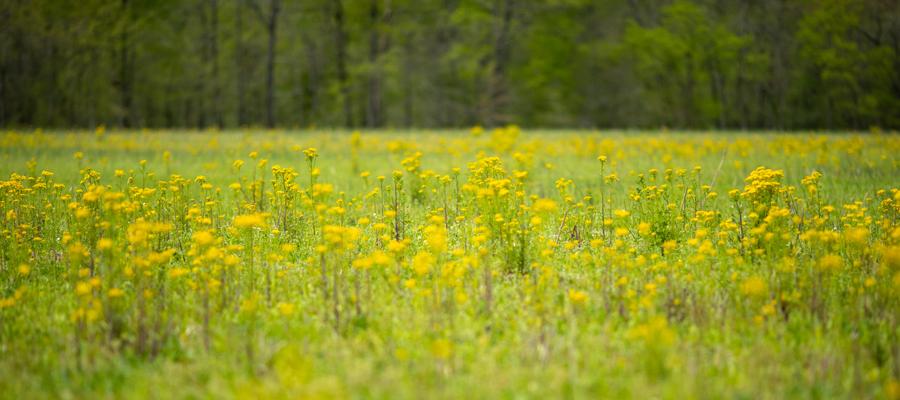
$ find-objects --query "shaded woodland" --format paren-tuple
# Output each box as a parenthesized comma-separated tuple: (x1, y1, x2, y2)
(1, 0, 899, 129)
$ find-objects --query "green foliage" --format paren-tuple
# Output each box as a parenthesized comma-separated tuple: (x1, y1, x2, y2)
(0, 0, 898, 129)
(795, 0, 900, 128)
(619, 1, 768, 128)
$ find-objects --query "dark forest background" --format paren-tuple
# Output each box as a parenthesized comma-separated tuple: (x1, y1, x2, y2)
(2, 0, 899, 130)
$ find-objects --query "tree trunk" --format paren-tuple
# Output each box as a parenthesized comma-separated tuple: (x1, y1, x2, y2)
(301, 31, 320, 126)
(366, 0, 390, 128)
(236, 0, 247, 126)
(211, 0, 223, 128)
(402, 37, 413, 128)
(119, 0, 134, 127)
(334, 0, 352, 127)
(486, 0, 513, 127)
(264, 0, 280, 128)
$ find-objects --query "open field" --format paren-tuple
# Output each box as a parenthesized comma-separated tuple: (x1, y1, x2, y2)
(0, 129, 898, 399)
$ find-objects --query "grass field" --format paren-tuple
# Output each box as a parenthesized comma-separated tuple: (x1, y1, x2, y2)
(0, 128, 898, 399)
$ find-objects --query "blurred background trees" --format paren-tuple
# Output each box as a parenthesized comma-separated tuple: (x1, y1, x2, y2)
(1, 0, 898, 129)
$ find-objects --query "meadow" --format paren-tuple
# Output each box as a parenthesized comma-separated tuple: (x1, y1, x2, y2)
(0, 128, 898, 399)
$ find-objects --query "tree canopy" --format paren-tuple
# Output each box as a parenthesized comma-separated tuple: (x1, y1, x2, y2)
(1, 0, 898, 129)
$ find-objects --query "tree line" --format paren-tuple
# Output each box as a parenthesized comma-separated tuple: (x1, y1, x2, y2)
(1, 0, 898, 130)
